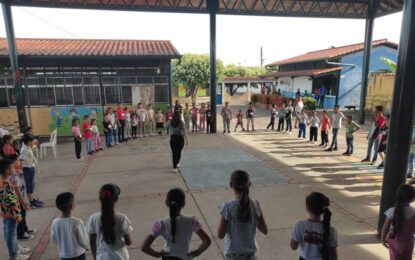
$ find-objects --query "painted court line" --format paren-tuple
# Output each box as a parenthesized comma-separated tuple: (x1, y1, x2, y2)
(31, 157, 94, 260)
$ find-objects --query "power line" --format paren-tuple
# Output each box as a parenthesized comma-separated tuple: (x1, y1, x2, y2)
(20, 8, 81, 38)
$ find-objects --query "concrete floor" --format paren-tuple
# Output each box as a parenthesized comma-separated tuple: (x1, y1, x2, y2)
(1, 106, 409, 260)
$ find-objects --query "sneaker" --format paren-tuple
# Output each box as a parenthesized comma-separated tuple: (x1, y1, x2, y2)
(78, 157, 85, 162)
(370, 160, 377, 165)
(342, 152, 350, 156)
(377, 162, 385, 169)
(177, 164, 180, 168)
(11, 254, 30, 260)
(17, 233, 34, 241)
(172, 168, 178, 173)
(288, 132, 292, 135)
(18, 246, 31, 254)
(361, 158, 370, 163)
(26, 229, 37, 234)
(34, 199, 44, 205)
(326, 148, 333, 152)
(30, 200, 43, 209)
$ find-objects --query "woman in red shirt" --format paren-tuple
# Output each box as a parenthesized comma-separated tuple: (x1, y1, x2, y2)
(319, 111, 331, 147)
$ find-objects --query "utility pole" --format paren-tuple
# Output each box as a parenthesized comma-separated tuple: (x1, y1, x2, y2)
(260, 46, 264, 67)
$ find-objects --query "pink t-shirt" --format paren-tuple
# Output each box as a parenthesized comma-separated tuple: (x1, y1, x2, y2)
(2, 143, 16, 156)
(72, 126, 81, 138)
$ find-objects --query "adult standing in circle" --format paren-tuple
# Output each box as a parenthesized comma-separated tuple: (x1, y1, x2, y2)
(169, 111, 188, 173)
(174, 100, 183, 114)
(319, 85, 327, 108)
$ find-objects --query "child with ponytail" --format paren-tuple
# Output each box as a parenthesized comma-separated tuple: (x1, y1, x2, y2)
(141, 188, 211, 260)
(217, 170, 268, 260)
(290, 192, 337, 260)
(381, 184, 415, 260)
(86, 184, 133, 260)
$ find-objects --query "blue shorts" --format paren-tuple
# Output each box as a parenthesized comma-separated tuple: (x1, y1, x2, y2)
(23, 167, 36, 194)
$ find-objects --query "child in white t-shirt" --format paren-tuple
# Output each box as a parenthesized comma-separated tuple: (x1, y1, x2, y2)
(51, 192, 89, 260)
(136, 103, 148, 138)
(217, 170, 268, 260)
(87, 184, 133, 260)
(141, 188, 211, 260)
(91, 119, 103, 152)
(290, 192, 338, 260)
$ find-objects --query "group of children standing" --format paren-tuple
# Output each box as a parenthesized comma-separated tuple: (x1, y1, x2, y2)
(38, 170, 343, 260)
(264, 101, 366, 157)
(0, 132, 46, 260)
(181, 101, 213, 134)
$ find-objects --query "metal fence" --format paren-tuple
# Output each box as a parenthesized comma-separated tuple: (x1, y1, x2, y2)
(0, 74, 169, 107)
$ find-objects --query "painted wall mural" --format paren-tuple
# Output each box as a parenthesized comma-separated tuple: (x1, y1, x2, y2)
(49, 106, 103, 136)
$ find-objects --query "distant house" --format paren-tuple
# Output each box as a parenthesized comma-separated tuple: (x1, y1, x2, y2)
(218, 76, 276, 105)
(263, 39, 398, 108)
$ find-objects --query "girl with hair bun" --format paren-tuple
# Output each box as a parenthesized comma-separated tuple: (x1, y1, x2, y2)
(141, 188, 211, 260)
(217, 170, 268, 260)
(381, 184, 415, 260)
(86, 184, 133, 260)
(290, 192, 338, 260)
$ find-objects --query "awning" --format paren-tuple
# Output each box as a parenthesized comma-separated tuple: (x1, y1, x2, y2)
(261, 67, 343, 79)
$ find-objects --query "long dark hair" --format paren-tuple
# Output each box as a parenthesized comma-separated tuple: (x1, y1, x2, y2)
(99, 183, 121, 244)
(166, 188, 185, 243)
(391, 184, 415, 238)
(170, 111, 182, 128)
(306, 192, 331, 260)
(231, 170, 251, 223)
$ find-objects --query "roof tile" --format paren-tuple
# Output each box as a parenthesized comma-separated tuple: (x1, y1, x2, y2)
(269, 39, 397, 66)
(0, 38, 180, 58)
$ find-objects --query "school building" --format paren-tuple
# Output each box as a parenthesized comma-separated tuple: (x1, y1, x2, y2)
(263, 39, 398, 108)
(0, 38, 180, 136)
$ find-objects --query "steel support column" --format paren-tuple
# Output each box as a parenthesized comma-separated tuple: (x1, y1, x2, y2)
(377, 0, 415, 233)
(98, 66, 106, 112)
(168, 62, 173, 109)
(208, 0, 219, 133)
(358, 0, 376, 124)
(2, 3, 28, 131)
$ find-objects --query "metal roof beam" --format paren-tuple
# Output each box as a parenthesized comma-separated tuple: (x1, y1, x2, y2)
(6, 0, 403, 18)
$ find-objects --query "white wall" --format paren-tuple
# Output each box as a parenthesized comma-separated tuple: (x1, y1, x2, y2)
(277, 76, 312, 93)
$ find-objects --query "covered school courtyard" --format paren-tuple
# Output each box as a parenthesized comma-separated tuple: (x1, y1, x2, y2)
(0, 109, 406, 259)
(0, 0, 414, 259)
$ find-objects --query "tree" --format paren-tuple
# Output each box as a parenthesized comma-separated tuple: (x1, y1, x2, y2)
(172, 54, 224, 104)
(380, 57, 397, 71)
(223, 64, 266, 78)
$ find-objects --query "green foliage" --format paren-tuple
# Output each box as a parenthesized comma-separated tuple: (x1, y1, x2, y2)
(379, 57, 397, 71)
(172, 54, 224, 102)
(223, 64, 266, 78)
(302, 97, 317, 110)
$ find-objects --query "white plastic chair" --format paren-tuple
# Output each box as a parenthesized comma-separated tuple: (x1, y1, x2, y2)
(40, 129, 58, 159)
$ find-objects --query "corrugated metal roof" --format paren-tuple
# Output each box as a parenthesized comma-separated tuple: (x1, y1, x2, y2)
(262, 67, 343, 78)
(222, 76, 274, 82)
(0, 38, 181, 58)
(8, 0, 403, 19)
(268, 39, 397, 66)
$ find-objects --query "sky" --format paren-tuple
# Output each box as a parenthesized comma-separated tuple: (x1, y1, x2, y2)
(0, 6, 403, 66)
